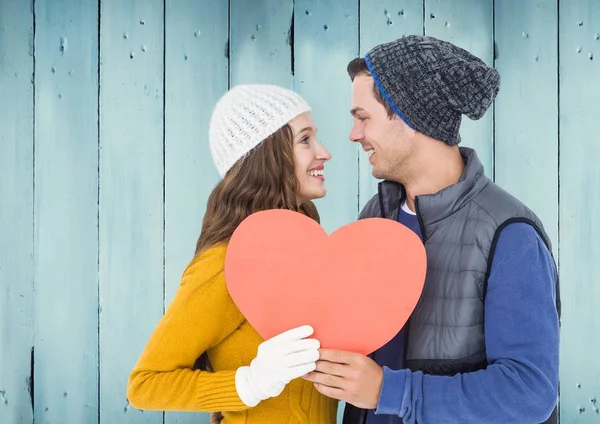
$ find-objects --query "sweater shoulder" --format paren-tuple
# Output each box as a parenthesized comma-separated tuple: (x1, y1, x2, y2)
(174, 243, 238, 313)
(173, 242, 244, 329)
(181, 243, 228, 287)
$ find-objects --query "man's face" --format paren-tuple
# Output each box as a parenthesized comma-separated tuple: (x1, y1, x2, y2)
(349, 75, 415, 181)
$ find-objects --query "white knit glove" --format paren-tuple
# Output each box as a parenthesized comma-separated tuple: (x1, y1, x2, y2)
(235, 325, 319, 407)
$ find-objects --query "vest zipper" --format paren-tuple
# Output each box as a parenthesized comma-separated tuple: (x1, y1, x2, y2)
(377, 182, 386, 218)
(414, 196, 427, 243)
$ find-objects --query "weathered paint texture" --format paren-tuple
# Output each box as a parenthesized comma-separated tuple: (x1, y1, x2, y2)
(1, 1, 598, 423)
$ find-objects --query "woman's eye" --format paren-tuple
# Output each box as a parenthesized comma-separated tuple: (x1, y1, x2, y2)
(300, 136, 310, 144)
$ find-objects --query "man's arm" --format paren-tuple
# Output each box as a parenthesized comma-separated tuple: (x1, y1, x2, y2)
(374, 222, 560, 423)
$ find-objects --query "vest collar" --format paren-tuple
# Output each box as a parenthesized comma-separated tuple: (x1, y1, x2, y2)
(378, 147, 489, 226)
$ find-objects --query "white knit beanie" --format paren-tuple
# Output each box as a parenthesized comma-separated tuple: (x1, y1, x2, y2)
(209, 84, 311, 177)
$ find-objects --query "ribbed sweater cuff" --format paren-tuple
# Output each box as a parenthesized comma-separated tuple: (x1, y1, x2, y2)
(196, 370, 248, 410)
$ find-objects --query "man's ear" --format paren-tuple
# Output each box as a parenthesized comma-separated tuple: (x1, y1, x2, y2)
(391, 115, 412, 139)
(398, 117, 417, 139)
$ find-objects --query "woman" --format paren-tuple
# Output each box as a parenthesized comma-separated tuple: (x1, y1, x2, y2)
(126, 84, 338, 423)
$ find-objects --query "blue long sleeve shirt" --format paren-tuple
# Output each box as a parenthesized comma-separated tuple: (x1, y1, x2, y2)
(369, 206, 560, 424)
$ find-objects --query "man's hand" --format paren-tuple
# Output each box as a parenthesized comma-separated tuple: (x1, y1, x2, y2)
(302, 349, 383, 409)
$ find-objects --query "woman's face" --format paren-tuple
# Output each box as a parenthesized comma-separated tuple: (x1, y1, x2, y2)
(289, 112, 331, 206)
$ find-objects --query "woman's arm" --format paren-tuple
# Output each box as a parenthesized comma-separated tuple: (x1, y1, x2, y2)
(126, 248, 249, 412)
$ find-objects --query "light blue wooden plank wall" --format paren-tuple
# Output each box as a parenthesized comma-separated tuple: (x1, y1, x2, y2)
(0, 1, 34, 423)
(99, 1, 164, 424)
(559, 1, 600, 421)
(494, 0, 559, 252)
(1, 1, 600, 423)
(33, 1, 99, 423)
(230, 0, 294, 88)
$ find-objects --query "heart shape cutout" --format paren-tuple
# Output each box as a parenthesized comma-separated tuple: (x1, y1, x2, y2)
(225, 209, 427, 355)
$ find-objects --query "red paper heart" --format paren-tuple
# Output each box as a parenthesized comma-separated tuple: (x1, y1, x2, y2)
(225, 209, 426, 355)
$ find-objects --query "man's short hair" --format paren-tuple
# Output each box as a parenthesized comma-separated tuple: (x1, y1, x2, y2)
(346, 58, 396, 119)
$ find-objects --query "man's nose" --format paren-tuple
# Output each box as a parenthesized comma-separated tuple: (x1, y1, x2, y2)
(349, 124, 363, 143)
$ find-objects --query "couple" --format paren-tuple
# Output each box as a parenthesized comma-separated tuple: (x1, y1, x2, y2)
(126, 35, 560, 424)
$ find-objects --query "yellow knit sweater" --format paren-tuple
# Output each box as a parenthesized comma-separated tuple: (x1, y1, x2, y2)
(127, 242, 338, 423)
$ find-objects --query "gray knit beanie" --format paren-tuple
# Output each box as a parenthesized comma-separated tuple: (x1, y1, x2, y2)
(364, 35, 500, 145)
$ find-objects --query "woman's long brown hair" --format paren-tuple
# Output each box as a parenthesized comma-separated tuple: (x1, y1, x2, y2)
(192, 123, 320, 373)
(195, 123, 319, 255)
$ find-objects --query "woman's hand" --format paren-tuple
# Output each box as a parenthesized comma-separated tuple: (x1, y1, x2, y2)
(235, 325, 319, 407)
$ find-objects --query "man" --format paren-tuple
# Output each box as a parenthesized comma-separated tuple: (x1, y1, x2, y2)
(302, 35, 560, 424)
